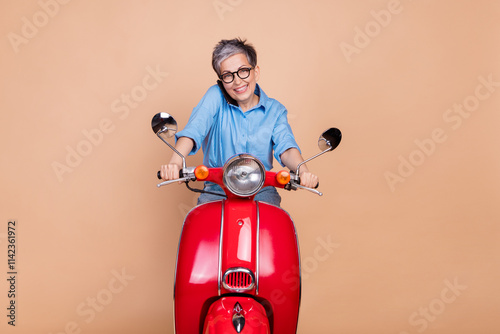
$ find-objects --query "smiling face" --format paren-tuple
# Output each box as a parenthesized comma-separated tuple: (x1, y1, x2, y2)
(219, 53, 260, 111)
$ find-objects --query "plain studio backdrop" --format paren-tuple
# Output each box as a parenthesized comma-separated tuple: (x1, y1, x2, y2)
(1, 0, 499, 333)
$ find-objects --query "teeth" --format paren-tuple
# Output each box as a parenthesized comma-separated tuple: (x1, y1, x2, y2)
(235, 85, 247, 93)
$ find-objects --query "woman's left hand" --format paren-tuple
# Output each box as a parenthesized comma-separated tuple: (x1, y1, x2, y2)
(299, 171, 319, 188)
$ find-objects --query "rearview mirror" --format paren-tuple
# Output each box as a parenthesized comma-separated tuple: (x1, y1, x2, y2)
(151, 112, 186, 169)
(318, 128, 342, 152)
(152, 112, 178, 138)
(295, 127, 342, 175)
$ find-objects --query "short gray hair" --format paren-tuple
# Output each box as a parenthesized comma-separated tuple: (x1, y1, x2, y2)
(212, 38, 257, 76)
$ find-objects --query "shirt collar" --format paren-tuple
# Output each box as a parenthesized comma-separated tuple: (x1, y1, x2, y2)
(254, 84, 265, 107)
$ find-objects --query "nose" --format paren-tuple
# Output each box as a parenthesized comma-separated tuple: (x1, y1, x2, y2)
(233, 74, 243, 86)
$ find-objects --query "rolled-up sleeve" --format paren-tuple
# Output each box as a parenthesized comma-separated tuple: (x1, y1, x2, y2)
(175, 86, 221, 155)
(272, 108, 300, 166)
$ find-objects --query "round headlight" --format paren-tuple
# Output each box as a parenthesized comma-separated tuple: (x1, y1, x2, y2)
(223, 154, 265, 197)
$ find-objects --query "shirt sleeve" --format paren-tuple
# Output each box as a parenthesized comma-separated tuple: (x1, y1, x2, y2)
(175, 85, 222, 155)
(272, 107, 300, 166)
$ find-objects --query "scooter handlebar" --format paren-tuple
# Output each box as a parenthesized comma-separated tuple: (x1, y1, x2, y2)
(157, 166, 322, 195)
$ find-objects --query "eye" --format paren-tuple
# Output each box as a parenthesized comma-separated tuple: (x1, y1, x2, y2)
(222, 73, 233, 81)
(239, 68, 250, 76)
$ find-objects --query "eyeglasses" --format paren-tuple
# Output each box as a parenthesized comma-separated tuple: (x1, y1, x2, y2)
(219, 67, 253, 84)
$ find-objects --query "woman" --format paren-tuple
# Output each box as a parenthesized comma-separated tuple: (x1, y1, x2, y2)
(160, 38, 318, 206)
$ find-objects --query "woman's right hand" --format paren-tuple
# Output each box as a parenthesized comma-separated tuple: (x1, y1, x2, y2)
(159, 163, 181, 180)
(158, 137, 195, 181)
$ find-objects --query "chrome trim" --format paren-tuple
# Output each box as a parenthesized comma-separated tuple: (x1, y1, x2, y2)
(218, 199, 225, 296)
(256, 202, 260, 295)
(286, 206, 302, 320)
(173, 202, 216, 300)
(173, 202, 203, 334)
(173, 299, 176, 334)
(232, 302, 245, 333)
(172, 199, 226, 332)
(222, 267, 255, 292)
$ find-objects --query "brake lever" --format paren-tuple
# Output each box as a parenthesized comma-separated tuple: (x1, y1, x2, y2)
(285, 179, 323, 196)
(294, 184, 323, 196)
(288, 172, 321, 194)
(157, 176, 193, 188)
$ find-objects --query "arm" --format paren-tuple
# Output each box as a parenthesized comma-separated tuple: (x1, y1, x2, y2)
(280, 147, 319, 188)
(159, 137, 195, 180)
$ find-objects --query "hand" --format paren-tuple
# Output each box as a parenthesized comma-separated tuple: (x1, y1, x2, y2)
(299, 171, 319, 188)
(160, 163, 181, 181)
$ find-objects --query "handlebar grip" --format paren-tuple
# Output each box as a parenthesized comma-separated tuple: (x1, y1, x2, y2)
(157, 170, 184, 180)
(295, 175, 319, 189)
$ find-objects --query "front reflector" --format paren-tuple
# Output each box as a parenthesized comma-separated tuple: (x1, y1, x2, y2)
(195, 165, 209, 180)
(276, 170, 290, 185)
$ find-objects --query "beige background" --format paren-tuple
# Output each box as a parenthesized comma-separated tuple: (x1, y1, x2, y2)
(1, 0, 499, 333)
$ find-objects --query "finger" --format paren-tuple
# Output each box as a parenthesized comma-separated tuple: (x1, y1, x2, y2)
(160, 165, 167, 180)
(169, 165, 180, 181)
(300, 173, 311, 187)
(167, 166, 175, 181)
(312, 176, 319, 188)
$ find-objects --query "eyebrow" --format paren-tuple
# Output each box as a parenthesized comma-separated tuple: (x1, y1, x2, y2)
(221, 65, 251, 74)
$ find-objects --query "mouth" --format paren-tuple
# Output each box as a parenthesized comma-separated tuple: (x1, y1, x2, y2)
(233, 85, 248, 94)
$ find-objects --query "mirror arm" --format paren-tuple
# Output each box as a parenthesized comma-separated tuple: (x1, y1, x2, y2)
(294, 146, 332, 176)
(156, 132, 186, 170)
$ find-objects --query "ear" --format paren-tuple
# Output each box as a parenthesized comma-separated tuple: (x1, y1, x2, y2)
(254, 65, 260, 81)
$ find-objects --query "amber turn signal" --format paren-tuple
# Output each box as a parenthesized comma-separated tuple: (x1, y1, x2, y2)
(195, 165, 209, 180)
(275, 170, 290, 185)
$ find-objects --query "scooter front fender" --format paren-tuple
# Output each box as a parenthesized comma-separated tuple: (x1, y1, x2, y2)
(203, 296, 270, 334)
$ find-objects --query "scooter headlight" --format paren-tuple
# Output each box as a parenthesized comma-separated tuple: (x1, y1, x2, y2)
(223, 154, 265, 197)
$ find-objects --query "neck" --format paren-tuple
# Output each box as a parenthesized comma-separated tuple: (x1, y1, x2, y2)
(239, 94, 259, 112)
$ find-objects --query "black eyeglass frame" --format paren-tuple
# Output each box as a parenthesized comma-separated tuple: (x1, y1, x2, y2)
(218, 67, 254, 84)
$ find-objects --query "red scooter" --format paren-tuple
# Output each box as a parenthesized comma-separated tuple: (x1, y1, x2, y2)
(152, 113, 341, 333)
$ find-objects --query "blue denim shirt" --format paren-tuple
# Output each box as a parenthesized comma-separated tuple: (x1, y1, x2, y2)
(176, 83, 299, 170)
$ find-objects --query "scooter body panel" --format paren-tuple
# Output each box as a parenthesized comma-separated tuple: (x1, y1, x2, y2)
(174, 201, 223, 333)
(174, 199, 301, 333)
(256, 202, 301, 333)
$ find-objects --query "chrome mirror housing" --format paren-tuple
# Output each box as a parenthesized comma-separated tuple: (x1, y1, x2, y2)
(152, 112, 178, 138)
(151, 112, 186, 169)
(318, 128, 342, 151)
(295, 127, 342, 175)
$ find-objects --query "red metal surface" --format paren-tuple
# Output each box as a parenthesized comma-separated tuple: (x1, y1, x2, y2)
(257, 202, 301, 333)
(203, 297, 270, 334)
(221, 199, 257, 292)
(174, 201, 223, 334)
(175, 167, 301, 333)
(198, 167, 286, 199)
